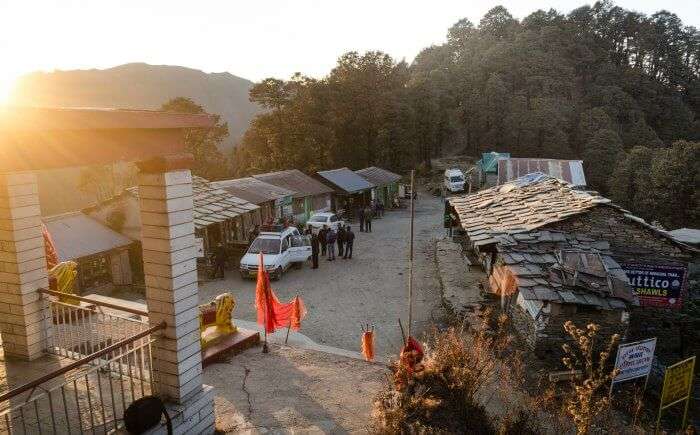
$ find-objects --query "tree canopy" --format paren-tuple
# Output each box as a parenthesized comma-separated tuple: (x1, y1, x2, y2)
(233, 1, 699, 228)
(160, 97, 231, 180)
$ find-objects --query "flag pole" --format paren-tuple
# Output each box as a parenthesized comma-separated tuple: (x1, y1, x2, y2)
(407, 169, 415, 339)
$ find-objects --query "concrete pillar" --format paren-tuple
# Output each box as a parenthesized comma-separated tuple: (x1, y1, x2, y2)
(0, 172, 49, 361)
(138, 166, 203, 404)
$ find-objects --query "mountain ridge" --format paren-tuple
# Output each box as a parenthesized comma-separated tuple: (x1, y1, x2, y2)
(10, 62, 260, 149)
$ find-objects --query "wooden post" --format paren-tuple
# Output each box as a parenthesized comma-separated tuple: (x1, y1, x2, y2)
(407, 170, 415, 338)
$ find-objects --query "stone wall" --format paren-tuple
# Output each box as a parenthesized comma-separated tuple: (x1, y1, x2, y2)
(546, 206, 698, 364)
(510, 302, 629, 365)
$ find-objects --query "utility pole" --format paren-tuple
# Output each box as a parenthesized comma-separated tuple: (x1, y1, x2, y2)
(407, 170, 415, 338)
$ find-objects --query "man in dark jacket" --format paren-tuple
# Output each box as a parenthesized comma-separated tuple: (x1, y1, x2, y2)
(310, 232, 320, 269)
(337, 226, 346, 257)
(319, 225, 328, 256)
(364, 205, 373, 233)
(343, 226, 354, 259)
(213, 243, 227, 279)
(326, 228, 336, 261)
(357, 207, 365, 232)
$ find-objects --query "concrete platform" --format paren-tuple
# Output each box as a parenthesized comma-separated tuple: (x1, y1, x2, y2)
(201, 329, 260, 367)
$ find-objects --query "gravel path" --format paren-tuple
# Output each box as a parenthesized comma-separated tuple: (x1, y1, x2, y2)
(200, 189, 446, 359)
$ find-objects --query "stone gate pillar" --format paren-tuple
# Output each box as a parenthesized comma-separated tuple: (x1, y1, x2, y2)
(0, 172, 49, 361)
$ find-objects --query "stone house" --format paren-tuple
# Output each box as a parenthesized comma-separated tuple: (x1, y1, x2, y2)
(448, 173, 696, 361)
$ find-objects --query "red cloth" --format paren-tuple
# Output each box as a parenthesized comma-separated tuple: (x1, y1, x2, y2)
(42, 224, 59, 270)
(255, 253, 307, 333)
(361, 331, 375, 362)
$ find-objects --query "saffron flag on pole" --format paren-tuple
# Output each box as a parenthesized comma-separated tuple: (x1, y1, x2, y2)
(255, 253, 307, 333)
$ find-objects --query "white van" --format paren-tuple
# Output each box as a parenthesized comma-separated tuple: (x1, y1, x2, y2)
(444, 169, 466, 193)
(239, 226, 311, 280)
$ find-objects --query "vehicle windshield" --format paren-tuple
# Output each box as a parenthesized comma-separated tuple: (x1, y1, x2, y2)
(450, 176, 464, 183)
(247, 238, 280, 255)
(308, 215, 327, 223)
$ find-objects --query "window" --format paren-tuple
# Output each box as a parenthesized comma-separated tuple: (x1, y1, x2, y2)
(292, 228, 300, 236)
(330, 215, 338, 222)
(308, 215, 327, 223)
(450, 176, 464, 183)
(281, 239, 289, 252)
(247, 238, 280, 255)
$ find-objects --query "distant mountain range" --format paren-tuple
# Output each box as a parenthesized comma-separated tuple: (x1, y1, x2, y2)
(10, 62, 260, 149)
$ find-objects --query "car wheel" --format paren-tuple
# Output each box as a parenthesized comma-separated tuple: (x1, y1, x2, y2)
(273, 267, 283, 281)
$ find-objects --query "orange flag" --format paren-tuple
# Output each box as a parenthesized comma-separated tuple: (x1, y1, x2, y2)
(255, 253, 307, 333)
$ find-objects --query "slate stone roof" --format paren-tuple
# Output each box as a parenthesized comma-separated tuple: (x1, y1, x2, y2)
(448, 173, 609, 247)
(491, 229, 637, 309)
(128, 176, 259, 229)
(448, 173, 693, 252)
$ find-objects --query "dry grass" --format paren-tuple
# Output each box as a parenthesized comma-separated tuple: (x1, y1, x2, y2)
(372, 311, 529, 434)
(370, 309, 671, 434)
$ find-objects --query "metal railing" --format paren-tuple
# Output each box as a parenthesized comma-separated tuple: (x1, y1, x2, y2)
(0, 290, 163, 434)
(0, 322, 164, 434)
(41, 289, 149, 361)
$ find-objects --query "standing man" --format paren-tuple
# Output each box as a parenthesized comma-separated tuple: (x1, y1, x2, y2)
(337, 225, 346, 257)
(326, 228, 336, 261)
(358, 206, 365, 232)
(343, 226, 354, 259)
(319, 225, 328, 256)
(310, 232, 320, 269)
(364, 205, 373, 233)
(213, 243, 227, 279)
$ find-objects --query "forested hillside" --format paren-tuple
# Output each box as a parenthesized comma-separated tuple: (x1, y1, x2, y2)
(233, 1, 699, 228)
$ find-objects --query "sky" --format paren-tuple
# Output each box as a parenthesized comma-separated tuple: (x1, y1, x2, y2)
(0, 0, 698, 101)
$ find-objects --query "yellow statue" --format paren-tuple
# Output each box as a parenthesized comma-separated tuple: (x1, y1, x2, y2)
(199, 293, 237, 349)
(49, 261, 79, 305)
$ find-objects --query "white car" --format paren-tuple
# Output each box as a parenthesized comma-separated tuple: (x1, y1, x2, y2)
(239, 226, 311, 280)
(306, 212, 345, 233)
(444, 168, 466, 193)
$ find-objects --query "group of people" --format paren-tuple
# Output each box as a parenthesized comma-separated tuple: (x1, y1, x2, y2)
(357, 201, 383, 232)
(307, 225, 355, 268)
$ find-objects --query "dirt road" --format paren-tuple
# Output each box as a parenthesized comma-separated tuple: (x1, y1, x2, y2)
(200, 189, 446, 359)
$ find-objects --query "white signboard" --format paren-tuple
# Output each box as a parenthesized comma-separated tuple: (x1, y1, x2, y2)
(195, 238, 205, 258)
(612, 338, 657, 384)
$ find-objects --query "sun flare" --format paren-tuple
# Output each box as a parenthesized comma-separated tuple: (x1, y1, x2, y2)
(0, 72, 18, 105)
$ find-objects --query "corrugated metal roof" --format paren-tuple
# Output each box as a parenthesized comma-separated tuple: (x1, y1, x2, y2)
(667, 228, 700, 245)
(0, 106, 216, 131)
(43, 212, 133, 261)
(497, 158, 586, 186)
(355, 166, 402, 186)
(128, 176, 259, 230)
(253, 169, 333, 198)
(317, 168, 375, 194)
(211, 177, 295, 205)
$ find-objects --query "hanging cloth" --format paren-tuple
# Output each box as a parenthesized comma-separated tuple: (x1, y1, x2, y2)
(255, 253, 307, 333)
(361, 329, 375, 362)
(42, 223, 59, 270)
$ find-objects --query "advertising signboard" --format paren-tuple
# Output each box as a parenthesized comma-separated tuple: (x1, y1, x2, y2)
(656, 356, 695, 431)
(612, 338, 656, 384)
(620, 263, 687, 309)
